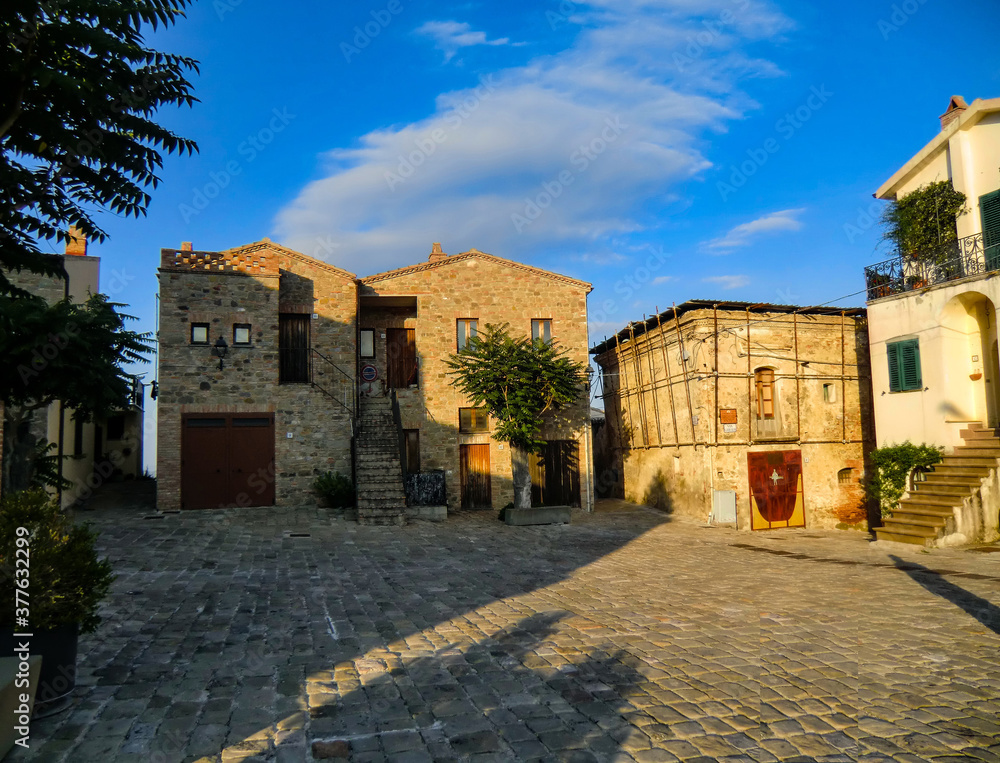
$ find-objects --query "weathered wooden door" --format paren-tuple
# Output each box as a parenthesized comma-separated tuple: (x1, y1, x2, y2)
(182, 414, 275, 509)
(748, 450, 804, 530)
(460, 444, 491, 508)
(279, 314, 310, 383)
(386, 328, 417, 388)
(530, 440, 581, 507)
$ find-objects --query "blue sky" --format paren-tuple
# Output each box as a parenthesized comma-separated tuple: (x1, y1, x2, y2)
(62, 0, 1000, 430)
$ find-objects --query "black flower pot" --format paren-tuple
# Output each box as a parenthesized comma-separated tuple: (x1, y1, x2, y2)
(0, 625, 79, 710)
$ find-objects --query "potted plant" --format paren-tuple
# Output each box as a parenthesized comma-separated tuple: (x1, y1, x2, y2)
(0, 489, 115, 714)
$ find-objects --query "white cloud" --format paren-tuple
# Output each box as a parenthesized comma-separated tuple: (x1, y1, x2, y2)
(274, 2, 793, 276)
(651, 275, 673, 285)
(704, 208, 806, 251)
(702, 274, 749, 290)
(417, 21, 514, 62)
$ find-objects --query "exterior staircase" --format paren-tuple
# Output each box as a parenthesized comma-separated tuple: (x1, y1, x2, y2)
(876, 423, 1000, 546)
(355, 396, 407, 526)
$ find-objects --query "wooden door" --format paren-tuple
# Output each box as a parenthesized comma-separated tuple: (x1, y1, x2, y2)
(182, 414, 275, 509)
(386, 328, 417, 387)
(748, 450, 804, 530)
(460, 444, 491, 508)
(530, 441, 581, 507)
(279, 314, 310, 383)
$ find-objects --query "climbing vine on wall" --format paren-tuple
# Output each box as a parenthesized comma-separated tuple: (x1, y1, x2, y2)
(881, 180, 968, 264)
(865, 442, 944, 518)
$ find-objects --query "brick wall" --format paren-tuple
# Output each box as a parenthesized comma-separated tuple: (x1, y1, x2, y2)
(360, 251, 593, 510)
(156, 242, 356, 510)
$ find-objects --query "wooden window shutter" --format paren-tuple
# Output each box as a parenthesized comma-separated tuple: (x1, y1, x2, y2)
(900, 339, 921, 391)
(886, 341, 901, 392)
(981, 189, 1000, 270)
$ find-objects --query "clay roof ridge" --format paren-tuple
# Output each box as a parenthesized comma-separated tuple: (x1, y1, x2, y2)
(362, 250, 592, 291)
(223, 240, 357, 280)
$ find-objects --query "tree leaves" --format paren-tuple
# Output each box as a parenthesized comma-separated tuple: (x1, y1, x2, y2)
(0, 0, 199, 294)
(445, 322, 586, 453)
(881, 180, 968, 264)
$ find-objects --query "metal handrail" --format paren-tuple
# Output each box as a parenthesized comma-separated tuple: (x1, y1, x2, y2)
(309, 348, 355, 418)
(864, 232, 992, 300)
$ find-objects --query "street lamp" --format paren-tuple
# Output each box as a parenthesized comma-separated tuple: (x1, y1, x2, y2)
(212, 336, 228, 370)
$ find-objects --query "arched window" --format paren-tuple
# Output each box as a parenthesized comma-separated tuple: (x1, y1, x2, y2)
(755, 368, 774, 419)
(838, 467, 854, 485)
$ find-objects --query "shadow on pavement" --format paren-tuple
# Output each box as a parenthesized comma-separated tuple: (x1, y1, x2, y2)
(890, 554, 1000, 636)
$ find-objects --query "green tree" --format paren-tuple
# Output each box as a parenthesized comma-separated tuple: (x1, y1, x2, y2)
(0, 293, 152, 493)
(446, 323, 587, 509)
(880, 180, 968, 265)
(1, 0, 199, 294)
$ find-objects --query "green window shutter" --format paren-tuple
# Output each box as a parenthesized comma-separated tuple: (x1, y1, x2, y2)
(887, 341, 901, 392)
(899, 339, 922, 391)
(981, 189, 1000, 270)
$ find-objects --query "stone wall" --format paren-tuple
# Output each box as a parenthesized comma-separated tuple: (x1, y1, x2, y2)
(156, 242, 356, 510)
(360, 251, 593, 511)
(594, 307, 876, 530)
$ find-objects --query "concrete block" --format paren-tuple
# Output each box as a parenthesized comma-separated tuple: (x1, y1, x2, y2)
(504, 506, 571, 526)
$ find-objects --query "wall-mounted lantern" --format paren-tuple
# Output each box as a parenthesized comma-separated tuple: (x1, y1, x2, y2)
(212, 336, 228, 370)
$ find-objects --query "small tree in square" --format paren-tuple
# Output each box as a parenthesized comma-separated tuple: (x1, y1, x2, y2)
(446, 322, 587, 510)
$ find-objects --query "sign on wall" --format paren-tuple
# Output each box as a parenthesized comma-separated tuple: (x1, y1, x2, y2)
(361, 364, 378, 382)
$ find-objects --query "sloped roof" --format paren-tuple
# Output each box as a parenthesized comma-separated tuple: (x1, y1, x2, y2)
(589, 299, 866, 356)
(223, 240, 357, 280)
(362, 249, 592, 292)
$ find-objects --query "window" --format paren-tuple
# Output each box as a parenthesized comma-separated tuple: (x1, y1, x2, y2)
(233, 323, 251, 345)
(823, 383, 836, 403)
(73, 418, 84, 457)
(981, 188, 1000, 270)
(403, 430, 420, 474)
(838, 467, 854, 485)
(887, 339, 921, 392)
(360, 329, 375, 358)
(459, 407, 489, 433)
(279, 314, 310, 383)
(531, 319, 552, 344)
(754, 368, 775, 419)
(191, 323, 209, 344)
(457, 319, 478, 351)
(106, 415, 125, 441)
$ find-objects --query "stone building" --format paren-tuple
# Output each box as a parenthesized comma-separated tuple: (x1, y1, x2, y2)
(591, 301, 875, 531)
(1, 230, 145, 506)
(156, 240, 594, 520)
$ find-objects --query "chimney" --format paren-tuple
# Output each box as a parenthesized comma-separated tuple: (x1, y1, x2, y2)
(939, 95, 968, 131)
(65, 226, 87, 257)
(428, 242, 447, 262)
(181, 241, 193, 252)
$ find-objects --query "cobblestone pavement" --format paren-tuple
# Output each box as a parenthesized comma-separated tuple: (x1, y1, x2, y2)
(12, 498, 1000, 762)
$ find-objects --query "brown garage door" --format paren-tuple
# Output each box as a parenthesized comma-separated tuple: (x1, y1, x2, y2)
(460, 444, 491, 508)
(530, 440, 581, 507)
(182, 413, 275, 509)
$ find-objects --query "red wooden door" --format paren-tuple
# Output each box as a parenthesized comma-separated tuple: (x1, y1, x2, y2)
(460, 444, 491, 508)
(182, 414, 275, 509)
(748, 450, 805, 530)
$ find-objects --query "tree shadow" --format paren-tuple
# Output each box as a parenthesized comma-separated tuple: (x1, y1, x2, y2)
(889, 555, 1000, 635)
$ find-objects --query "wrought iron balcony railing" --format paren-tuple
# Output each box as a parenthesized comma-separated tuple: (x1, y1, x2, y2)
(864, 232, 997, 301)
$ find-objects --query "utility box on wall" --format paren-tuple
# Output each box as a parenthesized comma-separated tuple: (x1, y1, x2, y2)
(712, 490, 737, 524)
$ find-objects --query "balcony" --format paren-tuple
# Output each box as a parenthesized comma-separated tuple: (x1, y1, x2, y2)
(864, 232, 998, 301)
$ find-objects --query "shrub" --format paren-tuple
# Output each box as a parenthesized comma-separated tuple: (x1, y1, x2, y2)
(314, 472, 354, 508)
(866, 442, 944, 518)
(0, 489, 115, 634)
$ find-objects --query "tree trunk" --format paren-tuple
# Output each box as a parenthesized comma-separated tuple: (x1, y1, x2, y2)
(511, 446, 532, 509)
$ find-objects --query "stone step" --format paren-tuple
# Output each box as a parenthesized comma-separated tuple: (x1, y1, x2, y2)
(890, 512, 948, 528)
(356, 467, 403, 477)
(940, 456, 1000, 467)
(875, 528, 934, 546)
(930, 465, 992, 477)
(912, 483, 976, 496)
(899, 494, 961, 509)
(891, 504, 954, 518)
(959, 425, 998, 439)
(960, 436, 1000, 447)
(952, 447, 1000, 459)
(921, 474, 986, 486)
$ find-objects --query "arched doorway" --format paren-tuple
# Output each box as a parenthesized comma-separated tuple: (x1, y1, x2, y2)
(940, 292, 1000, 428)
